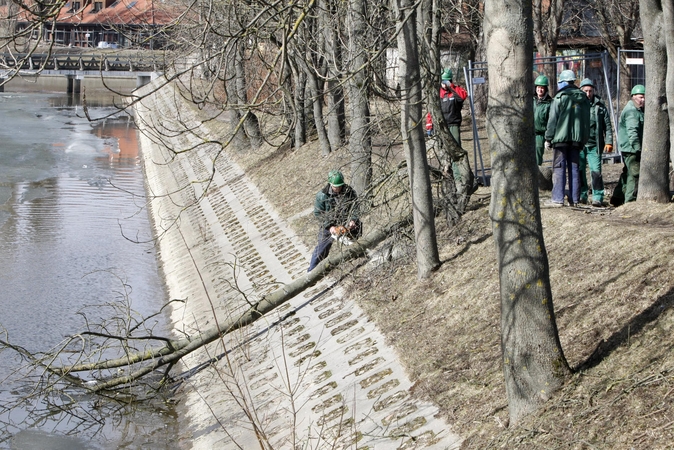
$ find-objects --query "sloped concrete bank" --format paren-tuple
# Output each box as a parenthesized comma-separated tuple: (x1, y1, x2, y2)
(134, 81, 461, 449)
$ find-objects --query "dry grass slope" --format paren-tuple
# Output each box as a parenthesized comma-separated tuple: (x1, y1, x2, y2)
(224, 119, 674, 449)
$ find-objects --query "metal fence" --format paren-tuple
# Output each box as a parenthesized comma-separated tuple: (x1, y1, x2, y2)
(463, 51, 618, 185)
(616, 48, 645, 114)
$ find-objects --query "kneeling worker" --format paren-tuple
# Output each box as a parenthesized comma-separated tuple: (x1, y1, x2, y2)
(308, 170, 361, 272)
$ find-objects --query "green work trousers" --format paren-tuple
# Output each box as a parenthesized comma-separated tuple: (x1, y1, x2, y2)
(450, 125, 463, 182)
(612, 151, 640, 205)
(579, 145, 604, 203)
(535, 134, 545, 166)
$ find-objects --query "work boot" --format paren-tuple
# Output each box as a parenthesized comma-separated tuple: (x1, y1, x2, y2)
(609, 196, 623, 207)
(543, 200, 563, 208)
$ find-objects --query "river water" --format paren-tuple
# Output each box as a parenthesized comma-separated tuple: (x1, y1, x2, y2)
(0, 78, 180, 449)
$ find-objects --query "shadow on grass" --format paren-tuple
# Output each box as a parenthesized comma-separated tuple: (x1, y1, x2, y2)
(574, 287, 674, 372)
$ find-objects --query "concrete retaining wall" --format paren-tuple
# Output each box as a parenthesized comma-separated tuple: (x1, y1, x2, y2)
(134, 81, 461, 449)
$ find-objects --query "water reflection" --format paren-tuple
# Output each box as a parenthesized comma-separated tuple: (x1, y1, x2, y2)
(0, 87, 179, 449)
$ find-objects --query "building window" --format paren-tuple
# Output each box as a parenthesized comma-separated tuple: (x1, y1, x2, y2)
(73, 1, 81, 11)
(93, 1, 103, 12)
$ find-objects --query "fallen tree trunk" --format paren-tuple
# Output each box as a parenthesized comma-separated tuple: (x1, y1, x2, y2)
(53, 215, 413, 392)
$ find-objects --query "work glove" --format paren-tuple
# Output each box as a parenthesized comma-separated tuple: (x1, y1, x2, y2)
(603, 144, 613, 153)
(544, 141, 552, 151)
(331, 225, 348, 236)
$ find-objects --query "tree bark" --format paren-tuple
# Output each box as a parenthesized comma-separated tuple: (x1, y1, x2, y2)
(664, 0, 674, 185)
(485, 0, 570, 426)
(346, 0, 372, 196)
(638, 0, 671, 202)
(235, 43, 263, 150)
(418, 0, 474, 226)
(291, 40, 332, 157)
(291, 59, 307, 150)
(533, 0, 564, 85)
(590, 0, 640, 110)
(224, 44, 250, 150)
(320, 0, 346, 150)
(395, 0, 440, 279)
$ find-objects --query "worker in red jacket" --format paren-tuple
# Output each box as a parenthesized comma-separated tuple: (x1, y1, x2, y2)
(425, 112, 433, 137)
(439, 68, 468, 147)
(437, 68, 469, 184)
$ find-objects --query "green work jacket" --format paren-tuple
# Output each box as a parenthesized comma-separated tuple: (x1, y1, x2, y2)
(545, 85, 591, 147)
(586, 95, 614, 149)
(618, 100, 644, 154)
(534, 93, 552, 136)
(313, 184, 359, 230)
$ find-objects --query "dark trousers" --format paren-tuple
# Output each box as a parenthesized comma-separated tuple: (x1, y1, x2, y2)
(307, 221, 362, 272)
(611, 151, 640, 205)
(308, 227, 333, 272)
(552, 144, 581, 204)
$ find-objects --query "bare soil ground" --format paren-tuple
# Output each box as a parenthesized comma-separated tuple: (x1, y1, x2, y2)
(231, 120, 674, 449)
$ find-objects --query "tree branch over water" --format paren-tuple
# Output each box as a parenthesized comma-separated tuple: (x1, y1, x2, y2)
(1, 216, 411, 393)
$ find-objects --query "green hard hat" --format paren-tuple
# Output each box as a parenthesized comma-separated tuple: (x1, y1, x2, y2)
(328, 169, 345, 186)
(534, 75, 549, 87)
(579, 78, 594, 88)
(441, 68, 453, 81)
(631, 84, 646, 95)
(558, 70, 576, 82)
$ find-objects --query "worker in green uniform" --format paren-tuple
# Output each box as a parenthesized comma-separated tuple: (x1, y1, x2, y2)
(579, 78, 614, 207)
(610, 85, 645, 206)
(544, 70, 591, 207)
(307, 170, 361, 271)
(533, 75, 552, 166)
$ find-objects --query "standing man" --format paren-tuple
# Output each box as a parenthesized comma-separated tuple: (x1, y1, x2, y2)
(534, 74, 553, 166)
(439, 68, 468, 147)
(610, 85, 645, 206)
(579, 78, 614, 207)
(544, 69, 591, 207)
(439, 68, 468, 183)
(307, 170, 361, 272)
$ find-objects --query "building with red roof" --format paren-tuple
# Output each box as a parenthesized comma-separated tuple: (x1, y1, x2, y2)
(12, 0, 176, 49)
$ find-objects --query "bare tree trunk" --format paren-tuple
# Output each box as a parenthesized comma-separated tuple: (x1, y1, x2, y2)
(418, 0, 474, 226)
(291, 59, 307, 150)
(664, 0, 674, 186)
(346, 0, 372, 195)
(591, 0, 640, 111)
(485, 0, 570, 426)
(395, 0, 440, 279)
(471, 31, 488, 117)
(235, 44, 263, 150)
(639, 0, 671, 202)
(320, 0, 346, 150)
(225, 45, 250, 150)
(533, 0, 564, 85)
(293, 45, 332, 156)
(308, 70, 333, 157)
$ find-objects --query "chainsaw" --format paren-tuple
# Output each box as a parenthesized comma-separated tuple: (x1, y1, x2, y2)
(331, 225, 354, 246)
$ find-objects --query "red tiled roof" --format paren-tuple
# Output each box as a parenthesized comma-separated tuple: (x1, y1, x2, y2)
(56, 0, 175, 26)
(1, 0, 176, 27)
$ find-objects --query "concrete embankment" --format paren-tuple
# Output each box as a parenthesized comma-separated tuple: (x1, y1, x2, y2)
(134, 81, 461, 449)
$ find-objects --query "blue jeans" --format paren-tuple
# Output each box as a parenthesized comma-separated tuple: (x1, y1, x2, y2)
(308, 227, 333, 272)
(307, 221, 362, 272)
(552, 144, 581, 204)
